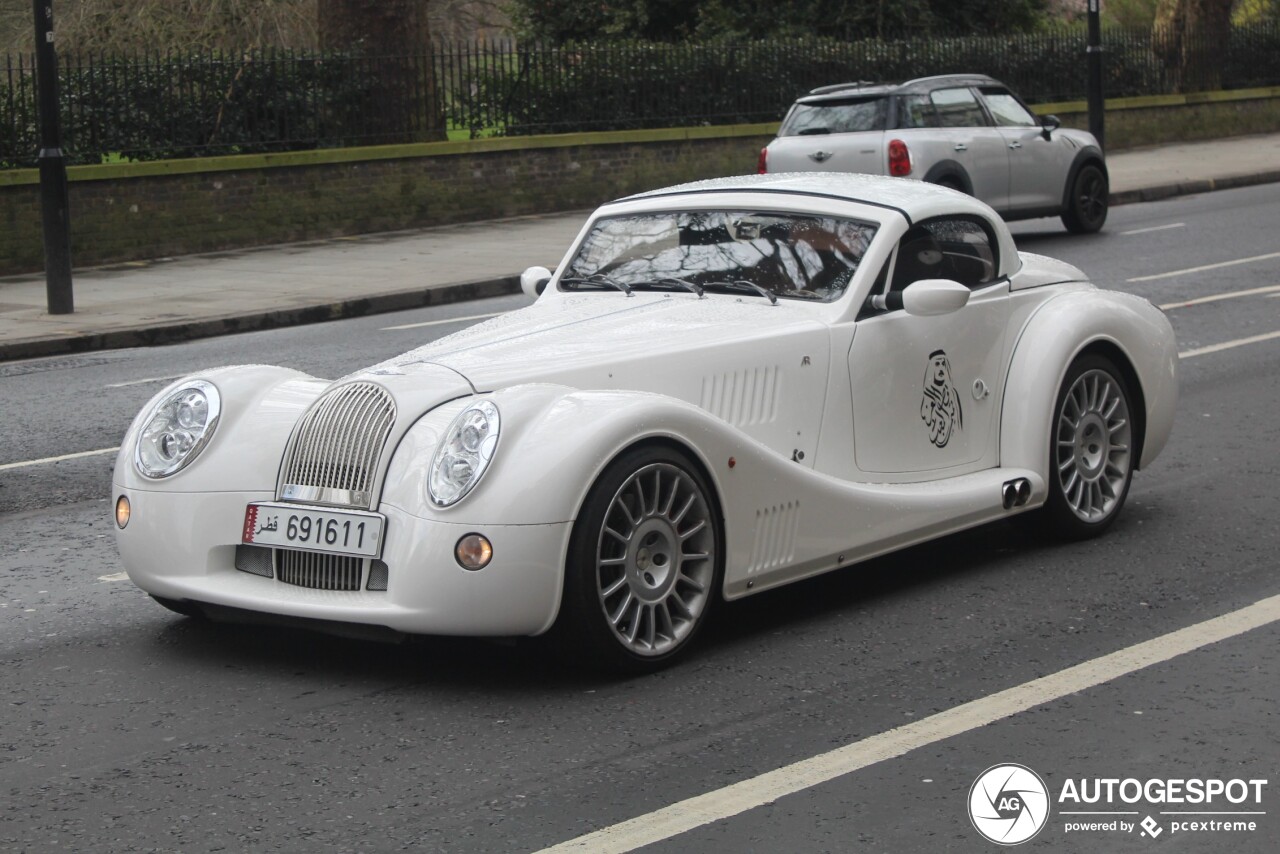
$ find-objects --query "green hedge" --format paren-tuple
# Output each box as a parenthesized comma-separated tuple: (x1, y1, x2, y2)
(3, 24, 1279, 166)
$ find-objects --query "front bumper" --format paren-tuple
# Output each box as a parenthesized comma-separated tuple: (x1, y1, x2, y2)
(113, 486, 571, 637)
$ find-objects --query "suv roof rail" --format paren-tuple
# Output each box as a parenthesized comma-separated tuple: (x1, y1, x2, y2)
(899, 73, 999, 87)
(808, 80, 882, 95)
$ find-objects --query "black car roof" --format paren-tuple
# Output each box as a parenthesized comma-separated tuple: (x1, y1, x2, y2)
(796, 73, 1002, 104)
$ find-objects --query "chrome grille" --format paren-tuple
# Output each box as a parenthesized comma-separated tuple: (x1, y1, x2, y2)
(279, 382, 396, 508)
(276, 550, 364, 591)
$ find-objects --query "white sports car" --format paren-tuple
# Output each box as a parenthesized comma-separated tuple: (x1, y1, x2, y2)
(113, 174, 1178, 671)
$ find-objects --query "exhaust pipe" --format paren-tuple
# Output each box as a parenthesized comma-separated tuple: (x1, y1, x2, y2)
(1002, 478, 1032, 509)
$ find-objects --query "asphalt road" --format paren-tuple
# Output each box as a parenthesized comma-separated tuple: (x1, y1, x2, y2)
(1, 184, 1278, 852)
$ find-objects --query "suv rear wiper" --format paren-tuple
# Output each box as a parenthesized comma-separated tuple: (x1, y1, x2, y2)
(797, 128, 831, 136)
(706, 280, 778, 305)
(560, 274, 632, 296)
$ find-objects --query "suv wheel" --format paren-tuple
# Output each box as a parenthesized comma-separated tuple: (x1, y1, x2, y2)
(1062, 163, 1108, 233)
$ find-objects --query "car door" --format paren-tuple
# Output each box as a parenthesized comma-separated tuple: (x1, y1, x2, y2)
(847, 216, 1009, 477)
(912, 86, 1009, 210)
(979, 86, 1068, 212)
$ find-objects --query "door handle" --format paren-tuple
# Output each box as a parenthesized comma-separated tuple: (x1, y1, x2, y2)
(1007, 141, 1023, 149)
(953, 143, 968, 151)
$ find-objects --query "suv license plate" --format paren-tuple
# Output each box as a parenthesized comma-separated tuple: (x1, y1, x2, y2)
(242, 503, 384, 559)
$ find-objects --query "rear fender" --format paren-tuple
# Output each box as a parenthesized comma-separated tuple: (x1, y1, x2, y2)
(1000, 291, 1177, 481)
(923, 160, 973, 194)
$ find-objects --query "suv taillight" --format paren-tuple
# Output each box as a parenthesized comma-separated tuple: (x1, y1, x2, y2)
(888, 139, 912, 177)
(757, 147, 768, 174)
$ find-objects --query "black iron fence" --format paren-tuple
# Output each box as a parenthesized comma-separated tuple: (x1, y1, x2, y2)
(3, 24, 1279, 168)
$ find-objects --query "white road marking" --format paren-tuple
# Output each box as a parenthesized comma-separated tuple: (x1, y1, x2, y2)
(1158, 284, 1280, 310)
(0, 447, 119, 472)
(1179, 330, 1280, 360)
(1127, 251, 1280, 282)
(382, 311, 506, 331)
(105, 373, 187, 389)
(98, 572, 129, 582)
(535, 593, 1280, 854)
(1120, 222, 1185, 236)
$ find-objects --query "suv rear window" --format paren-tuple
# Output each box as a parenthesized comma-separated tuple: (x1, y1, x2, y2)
(779, 97, 888, 136)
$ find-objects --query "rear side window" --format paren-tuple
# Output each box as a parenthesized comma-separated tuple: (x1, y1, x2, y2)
(929, 87, 987, 128)
(780, 97, 888, 136)
(898, 95, 939, 128)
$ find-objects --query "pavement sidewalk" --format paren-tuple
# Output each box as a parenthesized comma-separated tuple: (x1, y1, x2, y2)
(3, 133, 1279, 363)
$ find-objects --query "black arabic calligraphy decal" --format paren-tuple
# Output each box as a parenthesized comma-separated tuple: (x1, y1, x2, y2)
(920, 349, 963, 448)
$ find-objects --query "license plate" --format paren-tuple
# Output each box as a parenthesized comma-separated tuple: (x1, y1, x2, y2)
(242, 503, 384, 558)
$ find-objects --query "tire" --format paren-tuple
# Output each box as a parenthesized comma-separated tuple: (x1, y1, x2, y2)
(1040, 355, 1135, 539)
(1061, 163, 1108, 233)
(151, 595, 206, 619)
(555, 445, 722, 673)
(933, 177, 965, 194)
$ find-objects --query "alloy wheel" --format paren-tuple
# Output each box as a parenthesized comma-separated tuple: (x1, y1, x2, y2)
(594, 463, 716, 657)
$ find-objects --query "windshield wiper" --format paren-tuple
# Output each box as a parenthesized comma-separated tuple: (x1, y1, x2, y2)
(706, 280, 778, 305)
(560, 274, 632, 296)
(631, 277, 705, 298)
(797, 127, 831, 136)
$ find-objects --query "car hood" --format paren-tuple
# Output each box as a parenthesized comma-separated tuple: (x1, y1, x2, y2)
(357, 293, 828, 393)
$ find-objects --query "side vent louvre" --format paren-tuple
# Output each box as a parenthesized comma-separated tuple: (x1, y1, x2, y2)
(699, 366, 781, 426)
(746, 501, 800, 575)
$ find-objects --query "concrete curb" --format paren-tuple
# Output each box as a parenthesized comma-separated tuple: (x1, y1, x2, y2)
(0, 274, 521, 363)
(3, 168, 1278, 363)
(1108, 169, 1280, 205)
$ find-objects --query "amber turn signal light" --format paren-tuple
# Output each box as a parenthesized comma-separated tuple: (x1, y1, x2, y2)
(115, 495, 131, 529)
(455, 533, 493, 570)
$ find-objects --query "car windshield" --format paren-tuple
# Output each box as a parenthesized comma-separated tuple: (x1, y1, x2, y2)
(560, 210, 877, 303)
(779, 97, 888, 136)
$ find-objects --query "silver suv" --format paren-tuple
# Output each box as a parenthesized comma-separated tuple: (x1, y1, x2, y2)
(760, 74, 1108, 233)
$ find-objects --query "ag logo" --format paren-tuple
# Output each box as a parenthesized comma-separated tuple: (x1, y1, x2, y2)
(968, 763, 1050, 845)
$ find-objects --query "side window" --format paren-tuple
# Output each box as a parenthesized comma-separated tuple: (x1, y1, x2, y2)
(889, 218, 997, 293)
(929, 87, 987, 128)
(980, 88, 1038, 128)
(898, 94, 939, 128)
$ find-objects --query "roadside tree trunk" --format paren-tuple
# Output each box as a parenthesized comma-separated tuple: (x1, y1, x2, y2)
(317, 0, 446, 143)
(1152, 0, 1235, 92)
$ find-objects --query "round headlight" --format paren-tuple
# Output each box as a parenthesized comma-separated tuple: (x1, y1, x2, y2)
(135, 380, 222, 478)
(429, 399, 500, 506)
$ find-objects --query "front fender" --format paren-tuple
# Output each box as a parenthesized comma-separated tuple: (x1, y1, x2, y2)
(380, 384, 732, 527)
(1060, 146, 1107, 209)
(113, 365, 326, 493)
(1000, 290, 1178, 476)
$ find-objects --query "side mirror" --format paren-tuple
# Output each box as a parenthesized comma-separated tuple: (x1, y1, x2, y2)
(902, 279, 970, 316)
(1040, 114, 1060, 140)
(520, 266, 552, 298)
